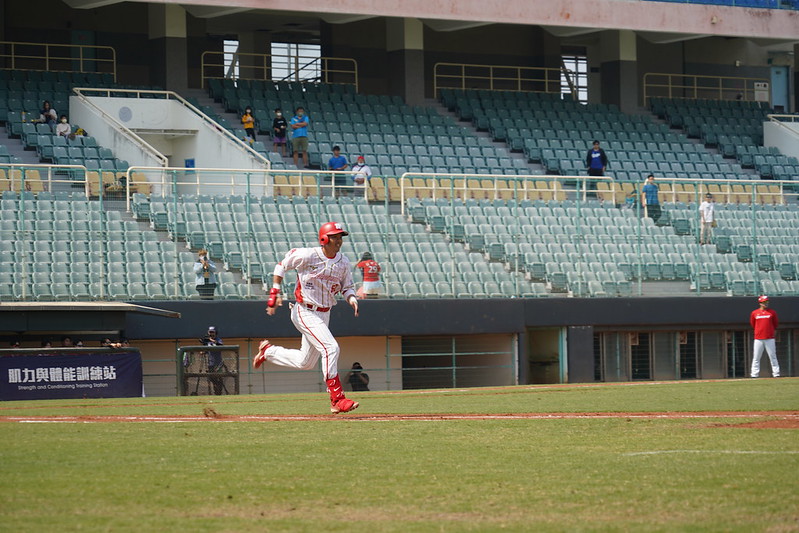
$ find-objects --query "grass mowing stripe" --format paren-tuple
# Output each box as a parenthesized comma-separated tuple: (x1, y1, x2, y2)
(1, 380, 796, 532)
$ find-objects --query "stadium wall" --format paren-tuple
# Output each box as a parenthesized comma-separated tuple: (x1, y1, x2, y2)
(123, 297, 798, 389)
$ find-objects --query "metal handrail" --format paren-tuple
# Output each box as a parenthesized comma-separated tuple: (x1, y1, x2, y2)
(0, 41, 116, 81)
(433, 62, 572, 99)
(399, 172, 613, 212)
(71, 87, 168, 168)
(766, 114, 799, 149)
(642, 72, 770, 106)
(0, 163, 90, 197)
(396, 172, 795, 208)
(72, 87, 271, 173)
(200, 51, 358, 91)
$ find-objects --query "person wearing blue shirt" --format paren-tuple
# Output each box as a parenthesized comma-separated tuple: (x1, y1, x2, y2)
(641, 174, 661, 222)
(328, 145, 349, 193)
(328, 145, 348, 171)
(584, 139, 609, 196)
(585, 140, 608, 176)
(290, 107, 310, 168)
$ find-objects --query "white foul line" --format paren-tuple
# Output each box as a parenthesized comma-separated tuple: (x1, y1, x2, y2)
(624, 450, 799, 456)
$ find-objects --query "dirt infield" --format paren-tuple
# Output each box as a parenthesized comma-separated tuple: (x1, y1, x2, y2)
(2, 411, 798, 426)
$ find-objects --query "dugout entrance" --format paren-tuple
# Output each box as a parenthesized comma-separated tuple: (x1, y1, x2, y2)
(526, 328, 564, 384)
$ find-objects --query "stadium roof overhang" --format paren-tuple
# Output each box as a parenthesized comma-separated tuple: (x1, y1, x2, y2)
(62, 0, 799, 43)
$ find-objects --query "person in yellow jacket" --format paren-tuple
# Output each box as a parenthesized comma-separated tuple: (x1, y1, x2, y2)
(241, 106, 256, 144)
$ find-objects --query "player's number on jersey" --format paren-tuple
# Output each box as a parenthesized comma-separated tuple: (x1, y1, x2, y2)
(366, 265, 379, 274)
(330, 283, 340, 294)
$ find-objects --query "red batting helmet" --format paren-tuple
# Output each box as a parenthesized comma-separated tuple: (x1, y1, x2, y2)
(318, 221, 349, 245)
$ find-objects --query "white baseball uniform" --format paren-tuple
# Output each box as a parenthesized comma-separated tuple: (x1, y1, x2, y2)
(261, 247, 356, 380)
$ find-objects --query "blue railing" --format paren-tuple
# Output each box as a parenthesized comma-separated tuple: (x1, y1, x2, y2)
(646, 0, 798, 9)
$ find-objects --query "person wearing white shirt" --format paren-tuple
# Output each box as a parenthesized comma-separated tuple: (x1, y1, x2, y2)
(698, 193, 715, 245)
(351, 155, 372, 185)
(55, 115, 71, 137)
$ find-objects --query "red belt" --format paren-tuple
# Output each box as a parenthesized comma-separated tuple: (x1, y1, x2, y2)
(304, 303, 330, 312)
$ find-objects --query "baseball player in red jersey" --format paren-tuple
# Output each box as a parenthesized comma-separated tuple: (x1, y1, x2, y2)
(253, 222, 360, 413)
(750, 295, 780, 378)
(356, 251, 381, 299)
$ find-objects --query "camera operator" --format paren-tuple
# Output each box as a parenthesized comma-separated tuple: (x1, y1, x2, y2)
(200, 326, 226, 395)
(345, 362, 370, 392)
(193, 249, 218, 300)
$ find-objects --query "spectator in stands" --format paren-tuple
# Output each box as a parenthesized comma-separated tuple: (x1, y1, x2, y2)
(345, 362, 370, 392)
(193, 249, 218, 300)
(55, 115, 71, 137)
(75, 339, 84, 347)
(623, 190, 637, 210)
(356, 251, 382, 299)
(290, 107, 310, 168)
(641, 174, 661, 222)
(351, 155, 372, 186)
(329, 146, 349, 194)
(38, 101, 57, 129)
(61, 336, 73, 347)
(241, 106, 256, 144)
(272, 108, 288, 156)
(40, 340, 52, 348)
(585, 139, 608, 182)
(101, 338, 123, 348)
(698, 193, 716, 245)
(10, 340, 20, 348)
(328, 145, 348, 171)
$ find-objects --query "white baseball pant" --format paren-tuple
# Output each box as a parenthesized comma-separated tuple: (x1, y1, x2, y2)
(751, 338, 780, 377)
(264, 304, 340, 380)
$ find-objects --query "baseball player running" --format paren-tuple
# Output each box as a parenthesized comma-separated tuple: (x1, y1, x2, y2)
(750, 295, 780, 378)
(253, 222, 360, 413)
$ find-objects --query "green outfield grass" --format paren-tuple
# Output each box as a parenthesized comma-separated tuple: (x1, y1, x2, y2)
(1, 380, 797, 532)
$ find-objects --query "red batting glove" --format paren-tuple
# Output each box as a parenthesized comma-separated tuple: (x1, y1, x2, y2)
(267, 287, 280, 308)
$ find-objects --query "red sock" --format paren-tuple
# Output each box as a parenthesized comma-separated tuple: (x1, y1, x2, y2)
(326, 375, 345, 404)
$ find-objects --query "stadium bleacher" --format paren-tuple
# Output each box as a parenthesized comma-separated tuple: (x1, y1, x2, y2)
(3, 69, 798, 302)
(1, 70, 162, 193)
(442, 89, 754, 182)
(208, 80, 530, 177)
(650, 97, 799, 182)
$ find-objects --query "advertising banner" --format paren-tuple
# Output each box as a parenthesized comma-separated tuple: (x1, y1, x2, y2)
(0, 351, 143, 401)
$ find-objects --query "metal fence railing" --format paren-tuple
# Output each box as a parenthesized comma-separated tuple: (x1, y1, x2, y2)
(0, 41, 116, 80)
(1, 166, 798, 303)
(200, 51, 358, 90)
(643, 72, 771, 106)
(433, 62, 573, 99)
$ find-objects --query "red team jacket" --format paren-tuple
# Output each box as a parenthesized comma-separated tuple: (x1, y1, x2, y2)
(356, 259, 381, 282)
(750, 308, 778, 340)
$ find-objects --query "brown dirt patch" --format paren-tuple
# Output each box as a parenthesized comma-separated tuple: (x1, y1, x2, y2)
(711, 419, 799, 429)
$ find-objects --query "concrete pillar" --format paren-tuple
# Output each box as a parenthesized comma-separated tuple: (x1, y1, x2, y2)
(0, 0, 5, 42)
(148, 4, 188, 93)
(386, 18, 425, 105)
(794, 43, 799, 114)
(237, 31, 271, 81)
(599, 30, 638, 113)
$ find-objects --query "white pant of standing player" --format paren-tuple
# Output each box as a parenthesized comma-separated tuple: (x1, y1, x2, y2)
(751, 338, 780, 378)
(263, 304, 340, 380)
